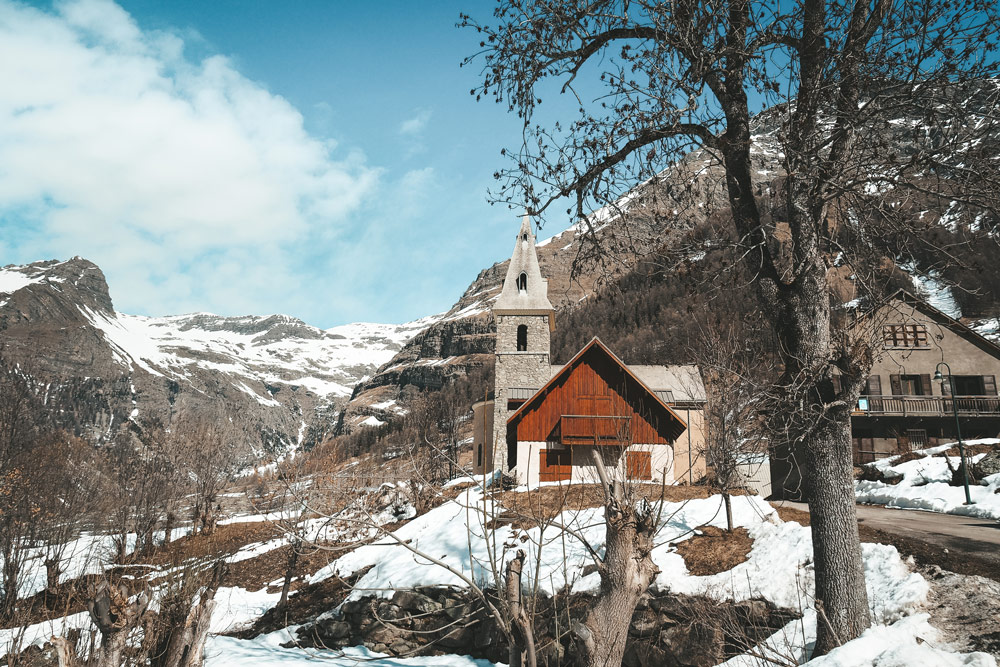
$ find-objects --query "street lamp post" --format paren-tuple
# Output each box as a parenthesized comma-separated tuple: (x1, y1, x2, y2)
(934, 361, 973, 505)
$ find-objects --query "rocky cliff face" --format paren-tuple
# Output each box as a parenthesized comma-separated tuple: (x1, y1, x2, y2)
(0, 257, 430, 453)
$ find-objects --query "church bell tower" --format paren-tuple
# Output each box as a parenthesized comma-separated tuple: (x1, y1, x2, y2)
(491, 215, 554, 472)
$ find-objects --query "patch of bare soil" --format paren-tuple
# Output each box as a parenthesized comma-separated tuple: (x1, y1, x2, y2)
(674, 526, 753, 576)
(495, 483, 743, 529)
(146, 522, 281, 567)
(232, 567, 372, 639)
(893, 451, 928, 465)
(937, 443, 1000, 458)
(921, 565, 1000, 658)
(772, 505, 1000, 583)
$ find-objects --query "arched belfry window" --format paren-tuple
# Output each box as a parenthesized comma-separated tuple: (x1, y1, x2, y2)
(522, 232, 528, 241)
(517, 324, 528, 351)
(516, 272, 527, 292)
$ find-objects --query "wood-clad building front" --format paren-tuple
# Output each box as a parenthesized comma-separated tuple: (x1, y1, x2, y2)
(506, 339, 689, 486)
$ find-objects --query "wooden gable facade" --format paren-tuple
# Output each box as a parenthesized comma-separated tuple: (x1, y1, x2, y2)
(507, 338, 688, 449)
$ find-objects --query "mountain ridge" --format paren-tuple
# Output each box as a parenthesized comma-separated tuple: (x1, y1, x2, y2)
(0, 256, 436, 452)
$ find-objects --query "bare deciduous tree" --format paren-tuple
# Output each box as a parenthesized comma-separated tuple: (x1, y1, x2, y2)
(694, 314, 774, 531)
(461, 0, 1000, 652)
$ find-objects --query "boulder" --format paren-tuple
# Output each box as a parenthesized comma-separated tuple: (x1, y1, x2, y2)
(973, 451, 1000, 479)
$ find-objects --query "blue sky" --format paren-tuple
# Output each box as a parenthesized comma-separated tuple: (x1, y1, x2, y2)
(0, 0, 570, 327)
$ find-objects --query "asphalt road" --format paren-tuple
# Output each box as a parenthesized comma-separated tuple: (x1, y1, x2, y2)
(779, 501, 1000, 566)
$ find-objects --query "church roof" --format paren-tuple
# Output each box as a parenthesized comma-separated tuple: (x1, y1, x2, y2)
(493, 215, 555, 315)
(545, 363, 705, 401)
(508, 337, 689, 441)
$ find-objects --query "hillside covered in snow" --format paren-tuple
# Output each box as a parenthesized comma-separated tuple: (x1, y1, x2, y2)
(0, 257, 435, 452)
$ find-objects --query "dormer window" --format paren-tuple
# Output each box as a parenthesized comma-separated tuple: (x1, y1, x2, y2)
(517, 272, 527, 292)
(517, 324, 528, 351)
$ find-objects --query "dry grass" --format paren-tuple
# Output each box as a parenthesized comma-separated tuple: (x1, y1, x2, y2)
(674, 526, 754, 576)
(145, 522, 280, 567)
(936, 443, 1000, 458)
(493, 483, 743, 529)
(773, 505, 811, 526)
(893, 451, 928, 465)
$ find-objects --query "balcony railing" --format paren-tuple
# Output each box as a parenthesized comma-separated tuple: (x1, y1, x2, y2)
(559, 415, 632, 446)
(855, 395, 1000, 417)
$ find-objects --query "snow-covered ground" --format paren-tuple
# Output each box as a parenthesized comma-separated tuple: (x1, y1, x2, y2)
(855, 439, 1000, 519)
(238, 488, 990, 666)
(4, 486, 995, 666)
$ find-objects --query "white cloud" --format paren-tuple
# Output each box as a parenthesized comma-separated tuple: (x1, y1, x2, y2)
(399, 108, 432, 136)
(0, 0, 381, 323)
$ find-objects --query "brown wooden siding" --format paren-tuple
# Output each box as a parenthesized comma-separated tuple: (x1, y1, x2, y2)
(626, 451, 652, 480)
(539, 449, 572, 482)
(512, 352, 678, 445)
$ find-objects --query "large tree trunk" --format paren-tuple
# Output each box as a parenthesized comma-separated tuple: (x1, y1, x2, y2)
(505, 550, 536, 667)
(86, 581, 148, 667)
(574, 451, 660, 667)
(575, 499, 660, 667)
(803, 415, 870, 655)
(773, 258, 871, 655)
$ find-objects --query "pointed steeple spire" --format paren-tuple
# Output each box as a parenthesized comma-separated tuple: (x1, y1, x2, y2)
(494, 215, 554, 316)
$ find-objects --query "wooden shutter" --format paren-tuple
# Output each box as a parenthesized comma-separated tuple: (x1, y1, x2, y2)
(539, 449, 572, 482)
(920, 374, 932, 396)
(866, 375, 882, 396)
(626, 451, 652, 481)
(985, 375, 998, 396)
(890, 374, 902, 395)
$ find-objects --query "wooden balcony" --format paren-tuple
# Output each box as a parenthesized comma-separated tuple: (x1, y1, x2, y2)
(855, 395, 1000, 417)
(559, 415, 632, 446)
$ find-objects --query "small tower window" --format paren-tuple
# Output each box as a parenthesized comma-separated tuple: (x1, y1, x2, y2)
(516, 272, 527, 292)
(477, 443, 483, 468)
(517, 324, 528, 351)
(522, 232, 528, 241)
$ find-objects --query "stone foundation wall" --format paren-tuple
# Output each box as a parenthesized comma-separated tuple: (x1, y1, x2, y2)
(299, 586, 797, 667)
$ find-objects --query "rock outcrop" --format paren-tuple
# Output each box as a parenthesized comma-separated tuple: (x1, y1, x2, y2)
(297, 587, 797, 667)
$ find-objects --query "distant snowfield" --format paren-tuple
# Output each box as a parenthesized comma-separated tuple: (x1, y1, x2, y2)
(76, 306, 435, 399)
(0, 267, 42, 294)
(855, 439, 1000, 519)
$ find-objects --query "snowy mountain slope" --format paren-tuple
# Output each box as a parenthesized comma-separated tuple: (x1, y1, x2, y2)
(79, 307, 433, 400)
(0, 257, 436, 450)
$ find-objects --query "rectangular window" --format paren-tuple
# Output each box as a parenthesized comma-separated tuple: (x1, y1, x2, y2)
(906, 429, 928, 448)
(900, 374, 925, 396)
(883, 323, 930, 348)
(951, 375, 986, 396)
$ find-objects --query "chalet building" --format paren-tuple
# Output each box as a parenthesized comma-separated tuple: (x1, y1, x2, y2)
(773, 290, 1000, 499)
(849, 291, 1000, 462)
(472, 216, 706, 487)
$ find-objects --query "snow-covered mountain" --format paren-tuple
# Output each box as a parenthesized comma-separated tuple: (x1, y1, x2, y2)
(81, 308, 434, 402)
(0, 257, 435, 452)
